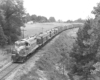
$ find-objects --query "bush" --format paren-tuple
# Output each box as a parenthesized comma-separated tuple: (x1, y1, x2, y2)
(0, 26, 7, 47)
(68, 19, 100, 80)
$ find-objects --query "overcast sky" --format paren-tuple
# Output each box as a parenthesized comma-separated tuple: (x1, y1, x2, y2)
(23, 0, 100, 21)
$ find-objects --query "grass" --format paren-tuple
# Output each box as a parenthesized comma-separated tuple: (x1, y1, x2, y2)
(20, 68, 39, 80)
(22, 23, 71, 38)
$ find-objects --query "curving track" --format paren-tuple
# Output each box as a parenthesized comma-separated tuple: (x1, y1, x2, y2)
(0, 27, 79, 80)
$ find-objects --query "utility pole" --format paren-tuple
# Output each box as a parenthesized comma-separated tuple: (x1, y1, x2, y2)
(21, 27, 26, 38)
(42, 27, 44, 33)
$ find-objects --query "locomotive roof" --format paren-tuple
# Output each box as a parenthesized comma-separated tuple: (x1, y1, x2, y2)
(15, 40, 25, 44)
(39, 32, 48, 36)
(15, 36, 36, 44)
(22, 36, 36, 43)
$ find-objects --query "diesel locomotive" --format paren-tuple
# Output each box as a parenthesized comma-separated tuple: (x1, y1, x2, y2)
(11, 25, 75, 63)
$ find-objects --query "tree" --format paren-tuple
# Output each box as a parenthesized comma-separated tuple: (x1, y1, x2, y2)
(0, 0, 25, 44)
(36, 16, 48, 22)
(31, 14, 37, 22)
(24, 14, 49, 23)
(25, 13, 31, 23)
(65, 2, 100, 80)
(37, 16, 42, 22)
(74, 18, 85, 23)
(68, 19, 100, 80)
(41, 16, 48, 22)
(66, 20, 73, 23)
(92, 3, 100, 17)
(49, 17, 56, 22)
(0, 26, 7, 47)
(92, 2, 100, 28)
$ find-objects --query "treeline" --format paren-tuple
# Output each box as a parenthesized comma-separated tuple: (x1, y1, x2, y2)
(65, 2, 100, 80)
(24, 13, 56, 23)
(65, 18, 85, 23)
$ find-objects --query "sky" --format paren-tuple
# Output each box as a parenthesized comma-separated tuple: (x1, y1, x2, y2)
(23, 0, 100, 21)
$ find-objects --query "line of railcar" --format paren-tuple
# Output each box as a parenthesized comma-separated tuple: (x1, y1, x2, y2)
(11, 25, 77, 63)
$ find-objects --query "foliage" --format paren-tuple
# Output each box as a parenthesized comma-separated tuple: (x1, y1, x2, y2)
(24, 13, 31, 23)
(68, 19, 100, 80)
(24, 13, 56, 23)
(0, 26, 7, 47)
(31, 14, 37, 22)
(0, 0, 25, 44)
(25, 14, 50, 23)
(92, 3, 100, 17)
(65, 18, 85, 23)
(49, 17, 56, 22)
(37, 16, 48, 22)
(66, 20, 73, 23)
(67, 2, 100, 80)
(74, 18, 85, 23)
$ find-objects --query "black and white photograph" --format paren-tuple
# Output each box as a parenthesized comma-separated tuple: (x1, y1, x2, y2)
(0, 0, 100, 80)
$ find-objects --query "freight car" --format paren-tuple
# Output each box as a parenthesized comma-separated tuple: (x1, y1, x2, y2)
(11, 25, 76, 63)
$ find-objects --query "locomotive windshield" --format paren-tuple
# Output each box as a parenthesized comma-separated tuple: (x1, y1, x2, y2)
(15, 41, 25, 48)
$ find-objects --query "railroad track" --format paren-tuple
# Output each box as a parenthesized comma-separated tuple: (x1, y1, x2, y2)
(0, 63, 19, 80)
(0, 27, 79, 80)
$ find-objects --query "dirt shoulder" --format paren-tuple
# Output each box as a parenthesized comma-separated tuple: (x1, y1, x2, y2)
(0, 45, 14, 69)
(5, 28, 78, 80)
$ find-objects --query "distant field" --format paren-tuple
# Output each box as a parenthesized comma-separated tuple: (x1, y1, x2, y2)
(22, 23, 71, 38)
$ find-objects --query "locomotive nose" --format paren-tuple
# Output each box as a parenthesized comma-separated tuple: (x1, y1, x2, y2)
(12, 49, 17, 54)
(11, 49, 19, 62)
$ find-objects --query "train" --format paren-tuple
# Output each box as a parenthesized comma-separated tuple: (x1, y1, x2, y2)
(11, 24, 77, 63)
